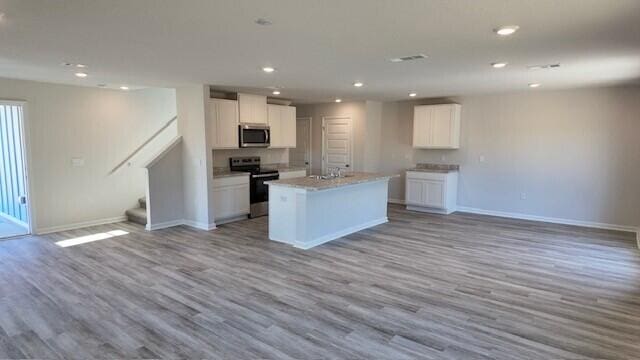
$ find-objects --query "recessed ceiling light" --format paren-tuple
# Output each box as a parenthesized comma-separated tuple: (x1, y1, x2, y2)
(76, 64, 87, 68)
(353, 82, 364, 87)
(74, 72, 88, 78)
(255, 18, 272, 26)
(262, 66, 275, 73)
(335, 99, 342, 103)
(491, 62, 508, 68)
(494, 25, 519, 36)
(409, 92, 417, 97)
(120, 86, 130, 90)
(528, 83, 541, 88)
(272, 90, 281, 95)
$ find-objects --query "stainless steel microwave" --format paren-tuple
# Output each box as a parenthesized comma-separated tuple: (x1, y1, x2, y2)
(239, 123, 270, 148)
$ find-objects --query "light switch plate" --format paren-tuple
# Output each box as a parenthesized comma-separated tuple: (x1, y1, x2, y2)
(71, 157, 85, 167)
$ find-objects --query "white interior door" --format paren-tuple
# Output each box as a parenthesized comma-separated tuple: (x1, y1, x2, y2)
(290, 117, 311, 173)
(322, 116, 352, 173)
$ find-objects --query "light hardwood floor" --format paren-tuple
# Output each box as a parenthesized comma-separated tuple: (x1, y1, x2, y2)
(0, 205, 639, 359)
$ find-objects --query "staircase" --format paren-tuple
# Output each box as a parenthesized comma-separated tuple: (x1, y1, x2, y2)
(125, 197, 147, 226)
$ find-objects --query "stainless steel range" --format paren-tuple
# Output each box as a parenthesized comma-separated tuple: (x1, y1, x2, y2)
(229, 156, 279, 218)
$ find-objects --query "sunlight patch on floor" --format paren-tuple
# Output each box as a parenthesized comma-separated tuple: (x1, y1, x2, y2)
(55, 230, 129, 247)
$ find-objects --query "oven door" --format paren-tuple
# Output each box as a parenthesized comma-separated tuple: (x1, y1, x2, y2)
(250, 172, 279, 218)
(240, 125, 270, 148)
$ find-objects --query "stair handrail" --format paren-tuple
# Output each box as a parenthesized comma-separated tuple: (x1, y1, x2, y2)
(108, 115, 177, 175)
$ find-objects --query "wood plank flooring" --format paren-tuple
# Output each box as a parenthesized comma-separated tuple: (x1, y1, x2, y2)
(0, 204, 639, 359)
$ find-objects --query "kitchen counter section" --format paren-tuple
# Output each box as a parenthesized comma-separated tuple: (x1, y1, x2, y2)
(407, 163, 460, 173)
(266, 172, 397, 191)
(260, 164, 307, 173)
(267, 172, 395, 249)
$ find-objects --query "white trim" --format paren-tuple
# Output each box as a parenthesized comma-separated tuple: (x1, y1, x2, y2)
(182, 220, 217, 231)
(637, 230, 640, 249)
(456, 206, 638, 233)
(388, 198, 406, 205)
(0, 212, 28, 229)
(321, 115, 354, 174)
(214, 215, 249, 225)
(146, 219, 184, 231)
(292, 217, 388, 250)
(143, 136, 182, 168)
(407, 205, 455, 215)
(37, 215, 127, 235)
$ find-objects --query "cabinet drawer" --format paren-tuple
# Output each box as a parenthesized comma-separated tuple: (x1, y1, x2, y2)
(406, 171, 449, 181)
(213, 174, 249, 188)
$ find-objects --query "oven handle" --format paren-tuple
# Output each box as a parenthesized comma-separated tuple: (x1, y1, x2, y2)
(252, 174, 279, 179)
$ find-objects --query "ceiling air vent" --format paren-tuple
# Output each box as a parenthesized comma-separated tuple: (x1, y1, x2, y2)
(390, 54, 428, 63)
(527, 63, 560, 70)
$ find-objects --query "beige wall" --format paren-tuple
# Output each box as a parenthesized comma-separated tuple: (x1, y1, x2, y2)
(0, 77, 176, 233)
(296, 101, 367, 174)
(379, 86, 640, 228)
(176, 85, 215, 228)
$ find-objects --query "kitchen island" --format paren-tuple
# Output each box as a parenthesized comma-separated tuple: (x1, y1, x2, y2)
(266, 172, 396, 249)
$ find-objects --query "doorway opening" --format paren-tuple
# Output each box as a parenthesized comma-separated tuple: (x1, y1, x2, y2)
(291, 117, 312, 175)
(0, 101, 31, 239)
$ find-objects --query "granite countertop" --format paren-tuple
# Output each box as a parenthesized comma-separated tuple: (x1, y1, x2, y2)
(407, 163, 460, 173)
(266, 172, 398, 191)
(261, 163, 307, 172)
(212, 168, 249, 178)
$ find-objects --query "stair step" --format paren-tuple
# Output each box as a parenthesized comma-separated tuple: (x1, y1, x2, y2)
(126, 207, 147, 225)
(138, 197, 146, 209)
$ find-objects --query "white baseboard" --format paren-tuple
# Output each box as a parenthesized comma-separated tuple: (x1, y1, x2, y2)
(215, 215, 249, 225)
(293, 217, 388, 250)
(182, 220, 217, 231)
(37, 215, 127, 235)
(0, 212, 29, 229)
(456, 206, 638, 233)
(388, 198, 406, 205)
(146, 219, 185, 231)
(407, 205, 455, 215)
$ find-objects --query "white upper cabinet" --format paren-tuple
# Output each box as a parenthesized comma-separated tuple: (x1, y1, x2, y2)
(209, 98, 239, 149)
(413, 104, 461, 149)
(267, 104, 296, 148)
(238, 93, 268, 124)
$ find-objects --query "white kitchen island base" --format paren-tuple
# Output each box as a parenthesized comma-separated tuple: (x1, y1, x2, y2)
(267, 175, 392, 249)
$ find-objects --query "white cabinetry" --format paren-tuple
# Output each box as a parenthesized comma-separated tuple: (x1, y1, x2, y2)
(413, 104, 461, 149)
(405, 171, 458, 214)
(209, 98, 239, 149)
(238, 93, 268, 124)
(278, 169, 307, 179)
(212, 175, 250, 224)
(267, 104, 296, 148)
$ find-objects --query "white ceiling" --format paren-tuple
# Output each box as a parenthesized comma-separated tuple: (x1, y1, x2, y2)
(1, 0, 639, 103)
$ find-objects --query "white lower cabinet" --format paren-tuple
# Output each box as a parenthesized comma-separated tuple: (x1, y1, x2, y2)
(278, 169, 307, 179)
(212, 175, 250, 224)
(405, 171, 458, 214)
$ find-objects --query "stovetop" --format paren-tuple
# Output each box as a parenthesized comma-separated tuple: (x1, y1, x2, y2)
(229, 156, 278, 175)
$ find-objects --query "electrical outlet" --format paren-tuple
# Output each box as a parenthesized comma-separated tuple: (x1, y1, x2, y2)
(479, 155, 485, 163)
(520, 192, 527, 200)
(440, 155, 446, 161)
